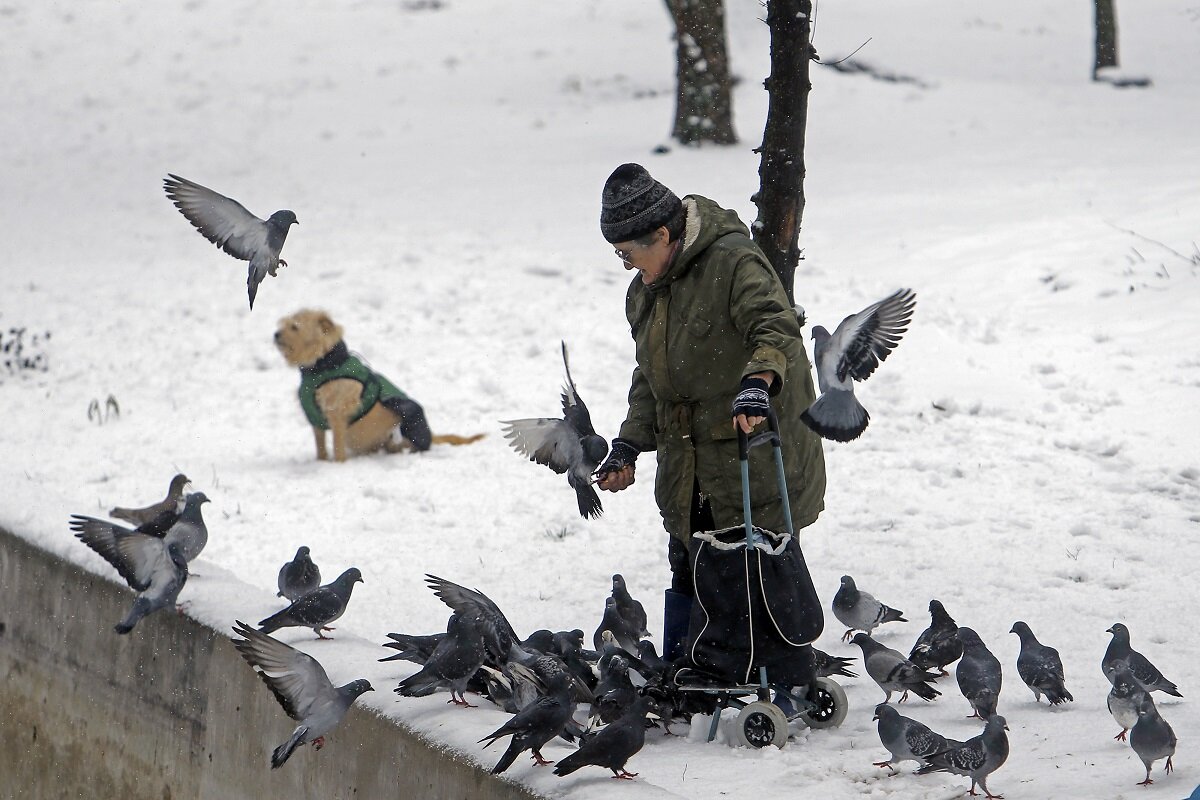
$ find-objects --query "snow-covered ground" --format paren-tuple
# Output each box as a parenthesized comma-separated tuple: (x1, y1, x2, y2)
(2, 1, 1199, 797)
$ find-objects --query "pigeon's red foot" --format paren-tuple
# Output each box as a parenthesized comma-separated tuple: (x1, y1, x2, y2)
(1137, 778, 1154, 786)
(841, 629, 854, 643)
(448, 694, 477, 708)
(1164, 756, 1173, 775)
(1114, 730, 1129, 741)
(872, 760, 894, 770)
(612, 770, 639, 780)
(312, 736, 326, 751)
(531, 752, 553, 766)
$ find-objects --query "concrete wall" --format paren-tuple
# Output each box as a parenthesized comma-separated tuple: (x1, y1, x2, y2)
(0, 528, 541, 800)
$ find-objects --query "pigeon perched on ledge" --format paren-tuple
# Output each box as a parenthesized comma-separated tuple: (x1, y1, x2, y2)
(479, 671, 575, 774)
(258, 568, 363, 639)
(395, 611, 487, 707)
(501, 342, 609, 519)
(163, 173, 298, 309)
(553, 695, 654, 780)
(109, 473, 190, 526)
(277, 546, 322, 602)
(801, 288, 916, 442)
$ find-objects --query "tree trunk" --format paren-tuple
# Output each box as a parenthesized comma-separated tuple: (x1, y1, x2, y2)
(1093, 0, 1118, 80)
(664, 0, 737, 146)
(752, 0, 813, 306)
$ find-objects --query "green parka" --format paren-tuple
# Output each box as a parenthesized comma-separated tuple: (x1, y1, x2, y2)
(617, 196, 826, 542)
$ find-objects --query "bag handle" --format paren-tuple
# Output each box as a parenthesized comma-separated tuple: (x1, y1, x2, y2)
(736, 406, 796, 547)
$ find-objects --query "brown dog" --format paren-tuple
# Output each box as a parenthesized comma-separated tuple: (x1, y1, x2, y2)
(275, 309, 482, 462)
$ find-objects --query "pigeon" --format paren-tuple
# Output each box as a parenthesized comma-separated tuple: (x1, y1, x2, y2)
(552, 695, 654, 780)
(395, 611, 487, 707)
(109, 473, 190, 525)
(611, 574, 650, 639)
(74, 492, 210, 566)
(424, 574, 521, 664)
(1108, 663, 1147, 742)
(70, 516, 189, 634)
(379, 623, 448, 666)
(832, 575, 906, 642)
(163, 173, 298, 309)
(872, 703, 959, 773)
(813, 646, 858, 679)
(230, 621, 373, 769)
(956, 627, 1003, 719)
(590, 653, 639, 725)
(277, 546, 322, 602)
(593, 596, 640, 655)
(908, 599, 963, 676)
(851, 633, 940, 703)
(258, 568, 363, 639)
(800, 288, 916, 442)
(917, 714, 1010, 799)
(500, 342, 609, 519)
(1103, 623, 1182, 697)
(1009, 621, 1072, 705)
(479, 671, 575, 774)
(1128, 693, 1176, 786)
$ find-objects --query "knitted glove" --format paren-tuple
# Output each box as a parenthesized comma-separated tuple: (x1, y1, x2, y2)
(594, 438, 641, 478)
(731, 376, 771, 419)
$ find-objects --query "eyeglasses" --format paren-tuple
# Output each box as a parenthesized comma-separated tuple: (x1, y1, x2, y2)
(614, 246, 635, 263)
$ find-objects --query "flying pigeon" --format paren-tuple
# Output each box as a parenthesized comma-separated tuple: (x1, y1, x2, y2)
(258, 568, 363, 639)
(552, 694, 654, 780)
(832, 575, 906, 642)
(611, 574, 650, 639)
(917, 714, 1010, 799)
(1108, 663, 1146, 742)
(851, 633, 940, 703)
(1128, 693, 1176, 786)
(163, 173, 298, 309)
(801, 288, 916, 442)
(109, 473, 190, 526)
(593, 596, 640, 655)
(231, 621, 373, 769)
(1010, 621, 1072, 705)
(277, 546, 322, 602)
(395, 611, 487, 707)
(908, 599, 963, 676)
(872, 703, 959, 773)
(812, 646, 858, 679)
(479, 671, 575, 774)
(500, 342, 609, 519)
(1103, 623, 1182, 697)
(956, 627, 1003, 719)
(70, 516, 189, 634)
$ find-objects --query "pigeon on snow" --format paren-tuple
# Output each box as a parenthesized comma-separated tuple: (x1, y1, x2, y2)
(917, 714, 1010, 799)
(872, 702, 960, 773)
(1102, 622, 1182, 697)
(1107, 663, 1147, 742)
(479, 671, 575, 774)
(812, 646, 858, 679)
(1009, 621, 1072, 705)
(552, 694, 655, 780)
(851, 633, 940, 703)
(379, 622, 449, 666)
(395, 611, 487, 707)
(277, 546, 322, 602)
(424, 574, 522, 664)
(1128, 692, 1177, 786)
(500, 342, 609, 519)
(71, 489, 209, 567)
(258, 568, 363, 639)
(908, 599, 963, 676)
(801, 288, 916, 442)
(163, 173, 298, 309)
(593, 596, 640, 655)
(956, 627, 1003, 719)
(832, 575, 906, 642)
(109, 473, 190, 526)
(231, 621, 373, 769)
(70, 516, 189, 634)
(611, 574, 650, 639)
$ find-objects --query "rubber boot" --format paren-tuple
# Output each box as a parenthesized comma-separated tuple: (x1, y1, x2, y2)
(663, 589, 693, 662)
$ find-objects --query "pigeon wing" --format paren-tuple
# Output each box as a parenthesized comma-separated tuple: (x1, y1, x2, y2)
(828, 288, 917, 383)
(70, 515, 163, 591)
(232, 621, 337, 721)
(559, 342, 598, 437)
(164, 174, 269, 263)
(500, 418, 583, 475)
(425, 574, 519, 659)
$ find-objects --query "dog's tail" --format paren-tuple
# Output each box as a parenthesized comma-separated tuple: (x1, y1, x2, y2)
(431, 433, 486, 446)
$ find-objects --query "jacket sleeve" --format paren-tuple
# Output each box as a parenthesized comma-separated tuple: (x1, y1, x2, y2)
(617, 365, 657, 452)
(728, 253, 804, 395)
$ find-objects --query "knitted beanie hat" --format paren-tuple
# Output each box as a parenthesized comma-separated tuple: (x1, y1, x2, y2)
(600, 163, 683, 243)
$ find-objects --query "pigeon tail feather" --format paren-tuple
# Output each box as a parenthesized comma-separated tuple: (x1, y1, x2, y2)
(271, 725, 308, 769)
(800, 390, 869, 442)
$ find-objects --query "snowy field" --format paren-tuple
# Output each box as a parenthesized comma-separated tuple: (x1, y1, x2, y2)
(2, 1, 1199, 797)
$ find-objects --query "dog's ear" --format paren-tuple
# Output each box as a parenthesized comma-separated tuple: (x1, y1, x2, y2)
(315, 312, 336, 335)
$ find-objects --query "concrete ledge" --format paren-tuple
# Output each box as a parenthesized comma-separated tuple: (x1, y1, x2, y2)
(0, 527, 541, 800)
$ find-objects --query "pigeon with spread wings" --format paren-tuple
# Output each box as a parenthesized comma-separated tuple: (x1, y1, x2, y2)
(801, 288, 916, 442)
(163, 174, 298, 309)
(501, 342, 609, 519)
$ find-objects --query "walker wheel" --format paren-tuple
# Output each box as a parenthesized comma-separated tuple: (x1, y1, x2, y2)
(798, 677, 849, 730)
(735, 701, 788, 749)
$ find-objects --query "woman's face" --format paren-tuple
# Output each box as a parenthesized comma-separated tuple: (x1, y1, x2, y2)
(613, 227, 673, 286)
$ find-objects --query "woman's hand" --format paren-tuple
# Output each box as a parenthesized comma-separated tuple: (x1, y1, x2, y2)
(733, 372, 774, 433)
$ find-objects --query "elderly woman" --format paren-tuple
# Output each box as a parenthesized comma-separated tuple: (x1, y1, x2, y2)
(594, 163, 827, 662)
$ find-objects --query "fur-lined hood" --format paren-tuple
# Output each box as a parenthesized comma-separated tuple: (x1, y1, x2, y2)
(646, 195, 751, 291)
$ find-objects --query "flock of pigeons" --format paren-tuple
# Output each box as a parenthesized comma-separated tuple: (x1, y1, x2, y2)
(832, 575, 1182, 794)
